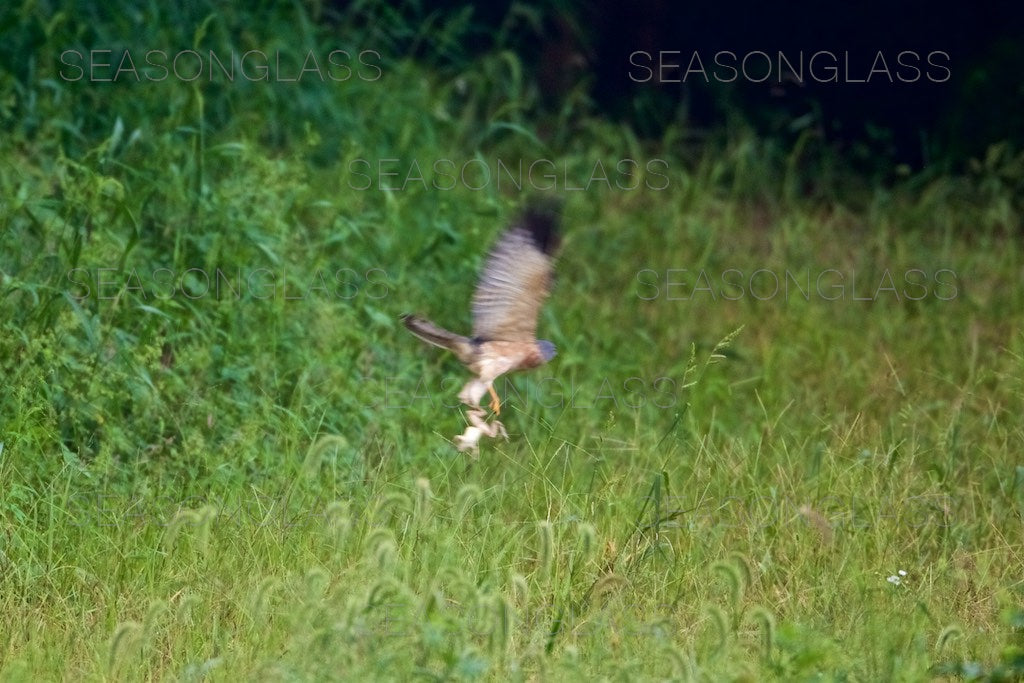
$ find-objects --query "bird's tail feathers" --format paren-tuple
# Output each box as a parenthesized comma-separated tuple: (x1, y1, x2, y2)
(401, 314, 471, 353)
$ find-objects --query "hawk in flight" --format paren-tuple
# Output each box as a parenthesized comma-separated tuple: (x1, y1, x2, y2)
(402, 204, 560, 452)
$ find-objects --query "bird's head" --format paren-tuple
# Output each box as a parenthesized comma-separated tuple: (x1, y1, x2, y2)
(536, 339, 557, 363)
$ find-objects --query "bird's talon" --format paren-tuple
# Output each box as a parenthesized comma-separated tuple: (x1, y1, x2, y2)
(486, 385, 502, 415)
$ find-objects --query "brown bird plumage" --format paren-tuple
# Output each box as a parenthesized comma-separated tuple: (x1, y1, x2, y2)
(401, 203, 561, 451)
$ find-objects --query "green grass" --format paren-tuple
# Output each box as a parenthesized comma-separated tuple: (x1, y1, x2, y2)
(2, 1, 1024, 680)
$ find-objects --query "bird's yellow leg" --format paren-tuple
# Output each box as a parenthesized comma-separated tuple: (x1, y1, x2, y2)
(487, 385, 501, 415)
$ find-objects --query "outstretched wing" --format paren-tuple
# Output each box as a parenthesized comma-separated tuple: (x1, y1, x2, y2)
(471, 204, 560, 342)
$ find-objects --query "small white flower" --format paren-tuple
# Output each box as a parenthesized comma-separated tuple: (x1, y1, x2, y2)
(887, 575, 901, 585)
(898, 570, 907, 577)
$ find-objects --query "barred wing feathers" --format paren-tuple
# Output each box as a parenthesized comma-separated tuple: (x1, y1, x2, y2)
(471, 207, 559, 342)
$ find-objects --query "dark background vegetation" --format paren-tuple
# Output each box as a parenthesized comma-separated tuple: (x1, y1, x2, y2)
(4, 1, 1022, 176)
(333, 0, 1024, 172)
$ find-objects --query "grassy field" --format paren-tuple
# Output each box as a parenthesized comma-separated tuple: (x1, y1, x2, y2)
(2, 2, 1023, 680)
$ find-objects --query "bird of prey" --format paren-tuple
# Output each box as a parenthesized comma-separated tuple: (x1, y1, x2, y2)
(402, 204, 560, 452)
